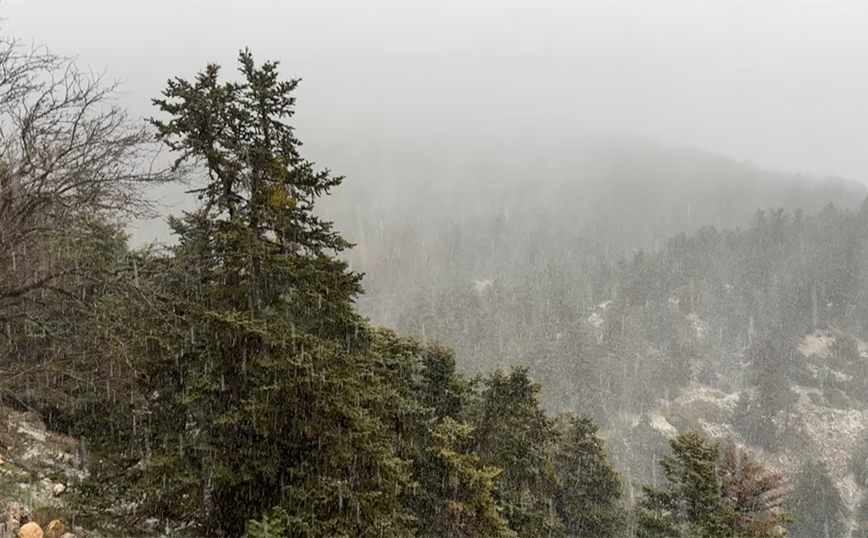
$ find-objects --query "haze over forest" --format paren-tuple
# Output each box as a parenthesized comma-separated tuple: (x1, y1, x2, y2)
(2, 2, 868, 538)
(6, 0, 868, 243)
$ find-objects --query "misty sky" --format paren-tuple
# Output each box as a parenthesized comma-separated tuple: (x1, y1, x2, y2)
(5, 0, 868, 241)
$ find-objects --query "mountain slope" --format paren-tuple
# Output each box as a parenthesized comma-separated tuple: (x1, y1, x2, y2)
(321, 136, 867, 326)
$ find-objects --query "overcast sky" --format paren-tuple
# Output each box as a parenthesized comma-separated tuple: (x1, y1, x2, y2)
(4, 0, 868, 239)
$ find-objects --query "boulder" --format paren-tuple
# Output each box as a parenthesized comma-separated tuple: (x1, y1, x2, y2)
(52, 483, 66, 496)
(18, 521, 43, 538)
(45, 520, 66, 538)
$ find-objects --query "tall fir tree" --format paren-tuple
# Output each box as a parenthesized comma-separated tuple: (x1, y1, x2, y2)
(138, 50, 414, 537)
(636, 432, 727, 538)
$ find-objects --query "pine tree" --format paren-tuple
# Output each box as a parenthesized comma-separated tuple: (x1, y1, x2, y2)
(637, 432, 727, 538)
(552, 414, 624, 538)
(137, 50, 414, 536)
(472, 368, 560, 537)
(368, 329, 487, 537)
(414, 342, 469, 421)
(419, 418, 511, 538)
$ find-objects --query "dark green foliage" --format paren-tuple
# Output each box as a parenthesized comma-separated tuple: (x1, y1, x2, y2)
(393, 342, 624, 538)
(788, 460, 849, 538)
(552, 414, 624, 538)
(51, 51, 629, 538)
(415, 417, 510, 538)
(637, 432, 790, 538)
(415, 343, 469, 421)
(637, 432, 726, 538)
(472, 368, 561, 537)
(1, 220, 134, 416)
(369, 330, 509, 538)
(104, 51, 416, 537)
(246, 507, 289, 538)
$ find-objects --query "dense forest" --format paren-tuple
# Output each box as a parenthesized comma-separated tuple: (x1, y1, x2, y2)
(3, 28, 868, 538)
(398, 201, 868, 414)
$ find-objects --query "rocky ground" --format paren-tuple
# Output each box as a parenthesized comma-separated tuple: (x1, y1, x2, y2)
(0, 406, 85, 538)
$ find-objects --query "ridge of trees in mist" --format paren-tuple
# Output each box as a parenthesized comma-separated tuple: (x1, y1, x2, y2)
(324, 135, 866, 327)
(1, 25, 867, 538)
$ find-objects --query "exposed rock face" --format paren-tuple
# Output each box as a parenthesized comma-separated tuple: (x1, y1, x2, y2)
(0, 407, 88, 537)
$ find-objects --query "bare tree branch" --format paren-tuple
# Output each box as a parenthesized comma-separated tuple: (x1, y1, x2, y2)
(0, 34, 176, 309)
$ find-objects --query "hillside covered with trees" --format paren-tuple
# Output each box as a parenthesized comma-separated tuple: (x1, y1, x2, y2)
(2, 23, 868, 538)
(322, 135, 865, 328)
